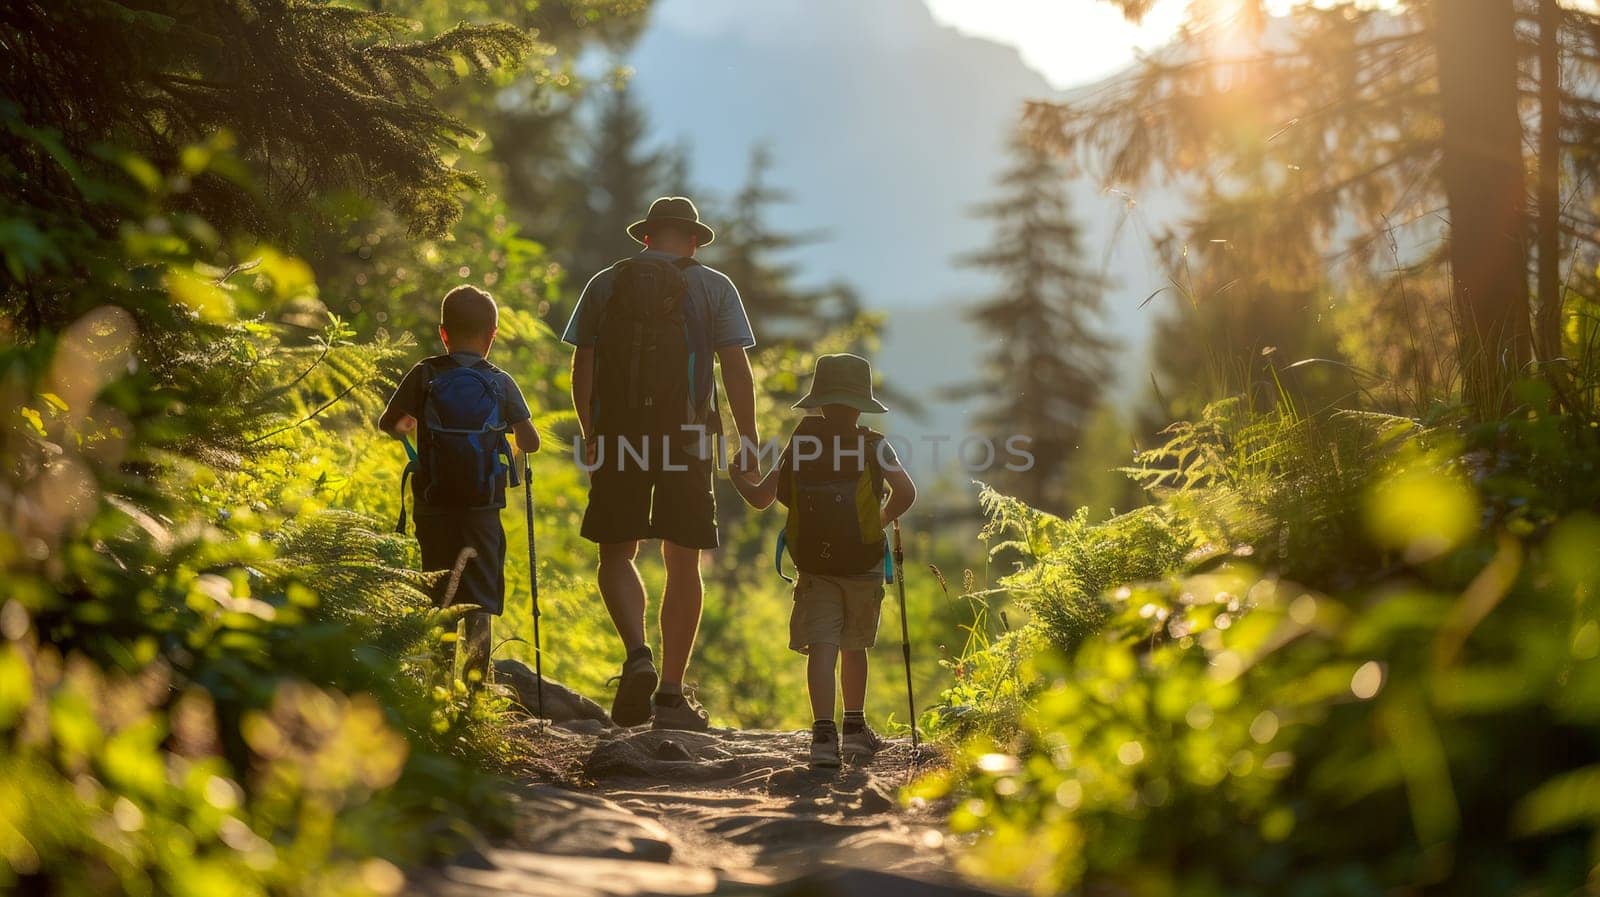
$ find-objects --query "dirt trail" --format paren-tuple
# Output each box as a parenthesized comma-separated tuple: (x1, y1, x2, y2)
(409, 723, 1007, 896)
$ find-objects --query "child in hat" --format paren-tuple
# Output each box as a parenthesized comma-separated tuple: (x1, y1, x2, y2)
(732, 353, 916, 768)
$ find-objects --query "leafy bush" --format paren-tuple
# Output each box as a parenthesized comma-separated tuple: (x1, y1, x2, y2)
(928, 489, 1194, 738)
(0, 102, 517, 892)
(924, 399, 1600, 896)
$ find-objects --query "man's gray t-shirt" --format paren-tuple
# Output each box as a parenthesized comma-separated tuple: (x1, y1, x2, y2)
(562, 250, 756, 409)
(563, 247, 755, 438)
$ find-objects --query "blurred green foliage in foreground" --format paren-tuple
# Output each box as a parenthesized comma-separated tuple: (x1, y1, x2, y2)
(920, 397, 1600, 895)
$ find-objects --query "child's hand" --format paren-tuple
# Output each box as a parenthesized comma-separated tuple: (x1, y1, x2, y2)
(727, 461, 777, 510)
(728, 465, 761, 502)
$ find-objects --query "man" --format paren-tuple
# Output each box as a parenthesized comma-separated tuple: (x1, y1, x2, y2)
(563, 196, 759, 730)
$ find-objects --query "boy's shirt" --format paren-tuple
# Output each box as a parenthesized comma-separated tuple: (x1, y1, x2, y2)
(382, 350, 532, 516)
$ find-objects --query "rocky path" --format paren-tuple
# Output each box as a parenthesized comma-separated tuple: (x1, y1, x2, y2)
(409, 719, 1007, 897)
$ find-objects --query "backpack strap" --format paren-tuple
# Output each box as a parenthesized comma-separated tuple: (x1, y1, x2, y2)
(774, 529, 795, 584)
(395, 363, 449, 536)
(466, 358, 522, 489)
(866, 429, 891, 583)
(395, 435, 418, 534)
(849, 426, 890, 581)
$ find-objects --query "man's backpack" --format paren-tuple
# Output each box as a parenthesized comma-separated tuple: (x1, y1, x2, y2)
(776, 418, 888, 579)
(591, 256, 710, 455)
(396, 355, 518, 533)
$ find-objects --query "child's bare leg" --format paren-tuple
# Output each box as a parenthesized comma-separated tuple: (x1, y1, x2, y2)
(461, 611, 493, 690)
(807, 643, 840, 721)
(841, 649, 868, 713)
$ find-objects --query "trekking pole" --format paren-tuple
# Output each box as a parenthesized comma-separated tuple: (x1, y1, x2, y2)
(892, 520, 919, 751)
(523, 452, 544, 724)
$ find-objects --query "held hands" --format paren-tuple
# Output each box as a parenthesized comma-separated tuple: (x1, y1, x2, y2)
(730, 440, 760, 480)
(731, 462, 763, 488)
(725, 439, 781, 511)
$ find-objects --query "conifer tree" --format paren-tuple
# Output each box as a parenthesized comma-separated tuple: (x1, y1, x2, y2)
(951, 134, 1116, 509)
(2, 0, 531, 326)
(1029, 0, 1600, 414)
(571, 79, 666, 279)
(707, 145, 849, 341)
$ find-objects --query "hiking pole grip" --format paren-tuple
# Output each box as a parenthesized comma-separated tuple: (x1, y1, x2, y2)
(892, 520, 918, 750)
(524, 453, 543, 723)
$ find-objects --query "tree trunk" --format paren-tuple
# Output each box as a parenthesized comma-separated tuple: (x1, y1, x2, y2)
(1433, 0, 1532, 413)
(1536, 0, 1563, 363)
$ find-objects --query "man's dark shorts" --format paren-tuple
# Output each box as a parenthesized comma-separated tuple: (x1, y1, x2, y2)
(581, 442, 717, 549)
(415, 509, 507, 615)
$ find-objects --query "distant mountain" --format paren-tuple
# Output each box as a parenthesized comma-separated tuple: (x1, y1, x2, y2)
(620, 0, 1055, 305)
(610, 0, 1185, 476)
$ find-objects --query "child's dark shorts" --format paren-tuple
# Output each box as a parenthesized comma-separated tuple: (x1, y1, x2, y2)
(790, 571, 886, 654)
(414, 508, 507, 615)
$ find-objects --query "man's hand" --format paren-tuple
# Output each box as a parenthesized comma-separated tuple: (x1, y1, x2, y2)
(731, 439, 759, 477)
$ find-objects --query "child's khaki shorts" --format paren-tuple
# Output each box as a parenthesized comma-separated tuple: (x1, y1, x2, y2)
(790, 571, 886, 654)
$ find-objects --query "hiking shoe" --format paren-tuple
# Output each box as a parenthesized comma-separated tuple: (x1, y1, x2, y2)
(810, 724, 841, 769)
(650, 690, 711, 731)
(608, 654, 659, 727)
(841, 723, 886, 762)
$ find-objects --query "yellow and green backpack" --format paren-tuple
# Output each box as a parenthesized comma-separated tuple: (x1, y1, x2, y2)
(773, 416, 890, 581)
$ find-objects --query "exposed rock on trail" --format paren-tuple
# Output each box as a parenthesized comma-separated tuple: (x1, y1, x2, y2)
(410, 721, 1008, 896)
(492, 660, 612, 727)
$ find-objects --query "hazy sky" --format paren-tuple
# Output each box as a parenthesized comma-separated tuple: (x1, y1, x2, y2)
(649, 0, 1190, 89)
(921, 0, 1192, 88)
(922, 0, 1431, 89)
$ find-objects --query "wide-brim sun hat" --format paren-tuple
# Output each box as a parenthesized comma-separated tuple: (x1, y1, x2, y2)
(793, 353, 889, 414)
(627, 196, 715, 247)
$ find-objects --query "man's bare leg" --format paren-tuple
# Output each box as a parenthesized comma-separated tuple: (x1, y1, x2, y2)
(600, 539, 658, 726)
(598, 540, 646, 652)
(658, 540, 704, 689)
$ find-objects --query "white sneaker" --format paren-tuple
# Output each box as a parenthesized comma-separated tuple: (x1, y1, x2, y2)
(810, 725, 841, 769)
(841, 723, 885, 761)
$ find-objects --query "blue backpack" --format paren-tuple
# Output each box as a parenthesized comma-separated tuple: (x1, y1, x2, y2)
(396, 355, 518, 533)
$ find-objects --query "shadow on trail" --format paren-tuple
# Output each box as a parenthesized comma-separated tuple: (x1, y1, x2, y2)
(410, 714, 1010, 897)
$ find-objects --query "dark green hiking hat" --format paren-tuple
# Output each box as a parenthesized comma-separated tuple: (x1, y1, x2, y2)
(794, 353, 889, 414)
(627, 196, 715, 247)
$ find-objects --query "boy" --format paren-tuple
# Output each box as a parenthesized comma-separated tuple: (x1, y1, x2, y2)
(732, 353, 917, 768)
(379, 285, 540, 690)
